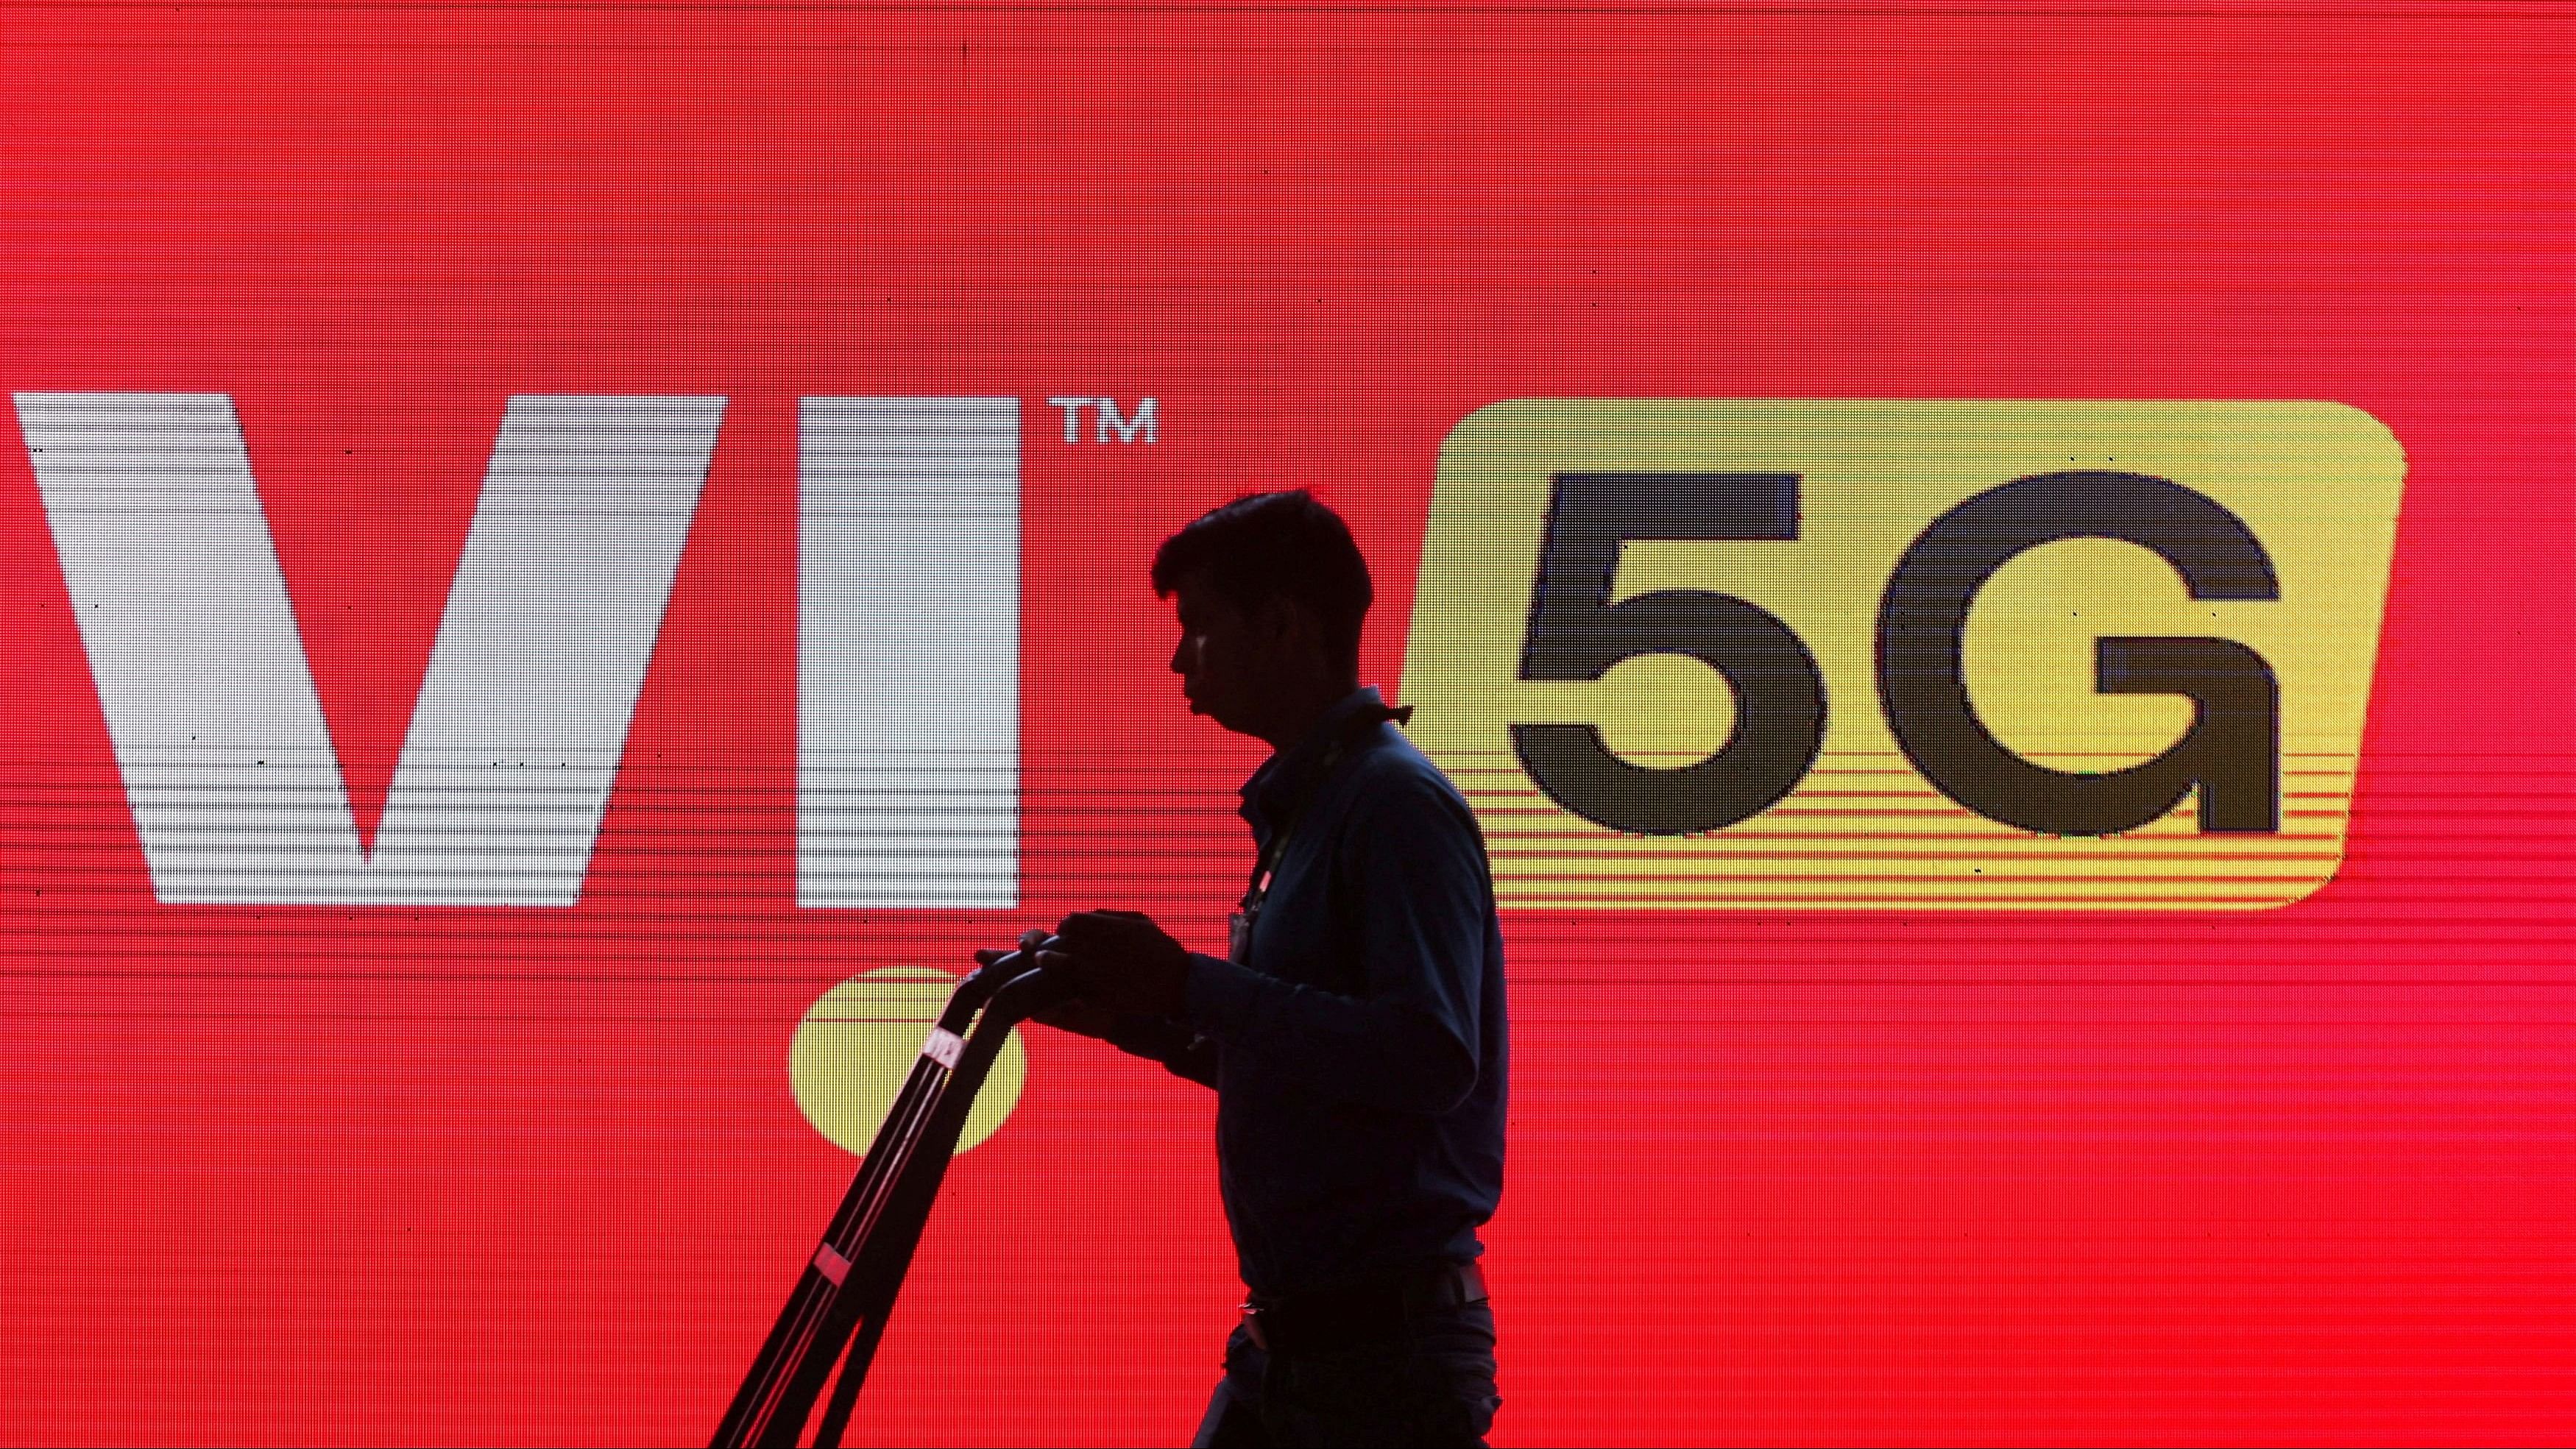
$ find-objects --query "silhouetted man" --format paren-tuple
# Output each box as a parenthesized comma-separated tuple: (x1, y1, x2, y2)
(986, 490, 1507, 1447)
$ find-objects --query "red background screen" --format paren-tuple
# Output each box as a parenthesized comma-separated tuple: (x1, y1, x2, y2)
(2, 4, 2571, 1444)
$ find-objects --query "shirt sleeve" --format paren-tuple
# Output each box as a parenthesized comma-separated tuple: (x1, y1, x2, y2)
(1183, 766, 1491, 1114)
(1104, 1010, 1220, 1089)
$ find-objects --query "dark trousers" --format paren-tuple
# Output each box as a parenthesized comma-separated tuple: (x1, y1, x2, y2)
(1189, 1300, 1500, 1448)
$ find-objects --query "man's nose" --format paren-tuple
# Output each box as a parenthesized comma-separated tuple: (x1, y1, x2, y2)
(1170, 637, 1192, 674)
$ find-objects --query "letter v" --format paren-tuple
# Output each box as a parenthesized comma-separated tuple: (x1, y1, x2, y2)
(16, 393, 721, 904)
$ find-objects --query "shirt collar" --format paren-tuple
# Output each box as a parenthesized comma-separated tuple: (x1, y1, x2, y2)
(1239, 685, 1387, 831)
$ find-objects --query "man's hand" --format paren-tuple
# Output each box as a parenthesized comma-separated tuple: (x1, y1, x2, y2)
(1042, 909, 1190, 1018)
(976, 928, 1120, 1039)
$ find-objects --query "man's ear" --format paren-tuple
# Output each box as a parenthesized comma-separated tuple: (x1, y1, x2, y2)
(1250, 594, 1303, 648)
(1259, 596, 1330, 665)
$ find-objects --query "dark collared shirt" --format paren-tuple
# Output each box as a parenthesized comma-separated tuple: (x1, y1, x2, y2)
(1109, 687, 1508, 1300)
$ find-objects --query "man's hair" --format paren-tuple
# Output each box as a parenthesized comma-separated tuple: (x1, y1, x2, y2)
(1151, 489, 1374, 678)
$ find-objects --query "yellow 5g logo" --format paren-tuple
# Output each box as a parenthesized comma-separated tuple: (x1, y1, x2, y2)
(1399, 401, 2406, 910)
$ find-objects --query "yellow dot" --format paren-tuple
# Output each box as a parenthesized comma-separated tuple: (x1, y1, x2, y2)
(788, 966, 1027, 1157)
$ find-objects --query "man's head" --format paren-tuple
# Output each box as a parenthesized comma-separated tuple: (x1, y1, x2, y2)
(1153, 489, 1374, 745)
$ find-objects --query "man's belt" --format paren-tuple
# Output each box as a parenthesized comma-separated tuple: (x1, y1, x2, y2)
(1239, 1260, 1490, 1356)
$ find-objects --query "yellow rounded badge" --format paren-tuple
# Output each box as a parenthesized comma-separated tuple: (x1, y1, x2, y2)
(1399, 400, 2405, 910)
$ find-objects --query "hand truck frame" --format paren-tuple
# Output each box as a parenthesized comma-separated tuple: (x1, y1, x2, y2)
(712, 948, 1069, 1449)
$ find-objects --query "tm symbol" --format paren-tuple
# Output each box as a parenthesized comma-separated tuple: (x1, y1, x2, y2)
(1046, 396, 1157, 445)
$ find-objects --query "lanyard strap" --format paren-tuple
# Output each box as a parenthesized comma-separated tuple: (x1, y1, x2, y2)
(1237, 701, 1412, 918)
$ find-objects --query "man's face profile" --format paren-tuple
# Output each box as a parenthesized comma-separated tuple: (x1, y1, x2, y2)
(1169, 572, 1266, 738)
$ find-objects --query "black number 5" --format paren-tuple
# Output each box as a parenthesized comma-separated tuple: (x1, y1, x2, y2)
(1512, 473, 1828, 835)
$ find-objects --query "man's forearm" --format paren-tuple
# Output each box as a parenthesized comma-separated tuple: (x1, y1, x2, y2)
(1183, 952, 1477, 1113)
(1104, 1011, 1220, 1088)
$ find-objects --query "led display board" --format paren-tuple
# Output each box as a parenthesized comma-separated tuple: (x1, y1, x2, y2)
(3, 4, 2570, 1445)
